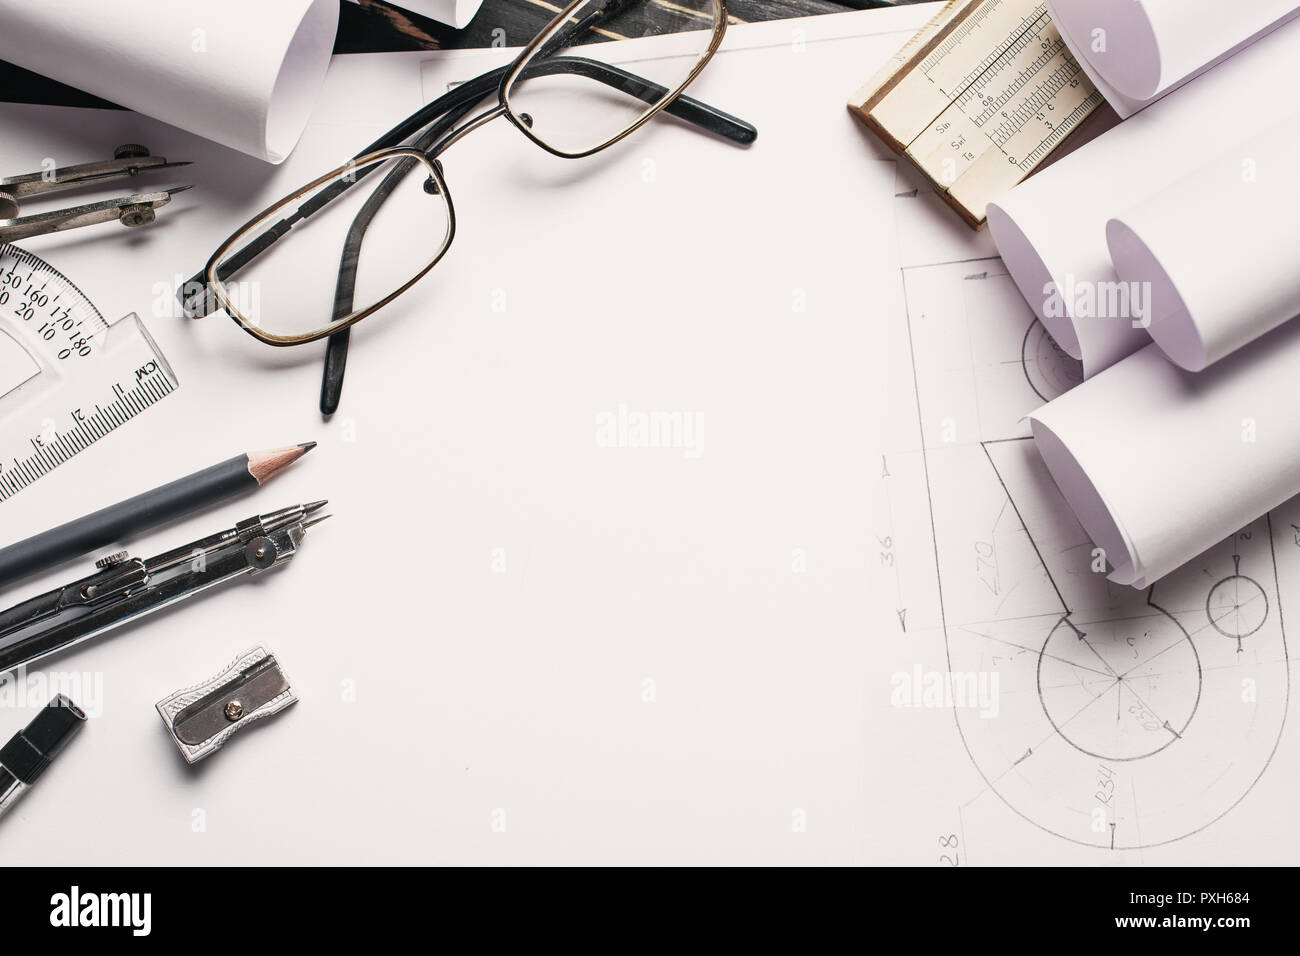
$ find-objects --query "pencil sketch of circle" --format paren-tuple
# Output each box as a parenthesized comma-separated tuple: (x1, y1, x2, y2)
(1206, 575, 1268, 640)
(1037, 613, 1201, 762)
(1022, 320, 1084, 402)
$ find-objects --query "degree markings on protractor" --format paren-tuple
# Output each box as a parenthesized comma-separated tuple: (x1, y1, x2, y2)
(0, 242, 177, 502)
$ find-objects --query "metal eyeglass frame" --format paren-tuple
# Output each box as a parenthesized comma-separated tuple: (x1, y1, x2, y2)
(180, 0, 757, 415)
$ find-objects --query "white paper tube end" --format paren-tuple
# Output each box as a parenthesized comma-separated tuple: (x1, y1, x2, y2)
(1049, 0, 1163, 100)
(263, 0, 341, 163)
(450, 0, 486, 29)
(351, 0, 485, 29)
(1106, 218, 1209, 371)
(987, 202, 1083, 360)
(1028, 415, 1141, 586)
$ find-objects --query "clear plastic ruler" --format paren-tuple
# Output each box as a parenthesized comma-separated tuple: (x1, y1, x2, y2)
(0, 242, 177, 502)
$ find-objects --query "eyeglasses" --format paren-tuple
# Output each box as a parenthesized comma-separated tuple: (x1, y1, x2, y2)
(179, 0, 756, 414)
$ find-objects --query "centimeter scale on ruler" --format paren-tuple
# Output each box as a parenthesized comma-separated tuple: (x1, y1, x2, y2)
(0, 242, 177, 501)
(849, 0, 1104, 227)
(910, 2, 1092, 170)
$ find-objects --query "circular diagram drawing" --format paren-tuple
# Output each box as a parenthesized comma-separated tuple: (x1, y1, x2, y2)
(940, 443, 1290, 851)
(1037, 613, 1201, 763)
(903, 259, 1291, 854)
(1022, 320, 1084, 402)
(1207, 573, 1268, 642)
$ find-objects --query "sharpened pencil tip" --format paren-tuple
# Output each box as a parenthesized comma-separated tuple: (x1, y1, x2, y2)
(304, 500, 328, 515)
(248, 443, 317, 483)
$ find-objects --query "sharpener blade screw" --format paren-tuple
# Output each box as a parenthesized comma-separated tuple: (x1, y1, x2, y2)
(225, 700, 243, 721)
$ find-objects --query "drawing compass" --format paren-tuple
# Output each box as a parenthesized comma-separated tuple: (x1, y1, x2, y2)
(0, 144, 193, 242)
(0, 501, 329, 675)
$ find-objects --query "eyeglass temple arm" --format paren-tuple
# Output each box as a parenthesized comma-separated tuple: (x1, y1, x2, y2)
(506, 56, 756, 147)
(392, 56, 756, 159)
(530, 0, 634, 65)
(323, 46, 760, 409)
(405, 57, 755, 156)
(320, 109, 476, 414)
(179, 54, 753, 319)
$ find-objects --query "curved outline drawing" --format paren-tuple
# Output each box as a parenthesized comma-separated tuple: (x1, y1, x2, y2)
(945, 443, 1291, 851)
(1036, 604, 1202, 764)
(1206, 566, 1269, 642)
(901, 257, 1291, 851)
(1021, 319, 1083, 403)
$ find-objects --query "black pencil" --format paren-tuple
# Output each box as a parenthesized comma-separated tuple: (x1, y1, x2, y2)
(0, 442, 316, 591)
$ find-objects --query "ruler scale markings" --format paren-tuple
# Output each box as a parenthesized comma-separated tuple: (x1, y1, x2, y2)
(0, 374, 169, 501)
(942, 9, 1052, 119)
(986, 59, 1084, 144)
(911, 4, 1097, 210)
(0, 243, 178, 502)
(920, 0, 1014, 80)
(956, 22, 1054, 118)
(850, 0, 1103, 226)
(964, 35, 1062, 120)
(1015, 88, 1103, 168)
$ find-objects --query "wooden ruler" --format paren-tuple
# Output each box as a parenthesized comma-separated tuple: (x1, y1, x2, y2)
(849, 0, 1104, 228)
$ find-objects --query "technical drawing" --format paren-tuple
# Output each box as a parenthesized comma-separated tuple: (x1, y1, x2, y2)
(1207, 556, 1269, 647)
(1021, 319, 1082, 402)
(899, 257, 1292, 850)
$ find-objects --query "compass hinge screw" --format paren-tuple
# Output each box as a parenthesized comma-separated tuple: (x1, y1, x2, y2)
(119, 204, 156, 228)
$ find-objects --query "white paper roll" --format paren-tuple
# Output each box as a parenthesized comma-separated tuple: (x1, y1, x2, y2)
(987, 15, 1300, 377)
(0, 0, 339, 164)
(1047, 0, 1300, 116)
(1106, 123, 1300, 372)
(347, 0, 486, 30)
(1030, 319, 1300, 588)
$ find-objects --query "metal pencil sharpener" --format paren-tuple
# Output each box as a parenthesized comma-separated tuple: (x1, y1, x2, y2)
(156, 645, 297, 764)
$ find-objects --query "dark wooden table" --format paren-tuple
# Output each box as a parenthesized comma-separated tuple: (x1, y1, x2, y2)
(0, 0, 929, 108)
